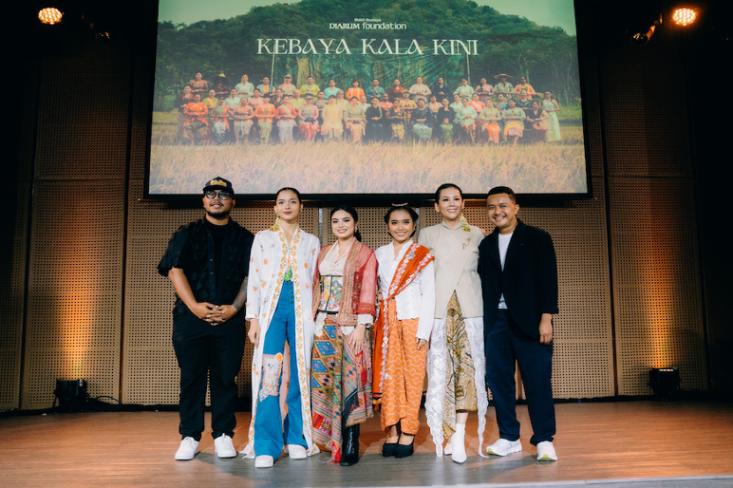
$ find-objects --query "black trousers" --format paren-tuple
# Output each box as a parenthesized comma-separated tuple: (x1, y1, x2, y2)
(172, 310, 245, 440)
(485, 309, 556, 445)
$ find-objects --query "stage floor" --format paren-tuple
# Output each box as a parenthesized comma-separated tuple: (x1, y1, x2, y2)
(1, 401, 732, 488)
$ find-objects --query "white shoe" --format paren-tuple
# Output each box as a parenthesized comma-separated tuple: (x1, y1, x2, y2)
(486, 438, 522, 457)
(214, 434, 237, 458)
(443, 442, 452, 455)
(254, 455, 274, 468)
(287, 444, 307, 459)
(174, 437, 199, 461)
(450, 424, 467, 464)
(536, 441, 558, 462)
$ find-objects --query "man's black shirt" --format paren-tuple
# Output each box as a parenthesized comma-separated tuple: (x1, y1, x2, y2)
(158, 218, 254, 317)
(206, 220, 228, 304)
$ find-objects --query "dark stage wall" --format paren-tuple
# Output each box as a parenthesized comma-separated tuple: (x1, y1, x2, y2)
(1, 1, 730, 410)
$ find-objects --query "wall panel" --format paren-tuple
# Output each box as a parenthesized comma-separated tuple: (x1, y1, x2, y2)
(18, 45, 130, 410)
(609, 177, 706, 395)
(602, 51, 692, 178)
(0, 182, 31, 410)
(21, 180, 126, 409)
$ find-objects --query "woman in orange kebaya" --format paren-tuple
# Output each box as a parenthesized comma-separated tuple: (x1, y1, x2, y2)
(373, 205, 435, 459)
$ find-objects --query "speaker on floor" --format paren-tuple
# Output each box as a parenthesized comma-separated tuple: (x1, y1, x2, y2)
(649, 368, 680, 398)
(53, 379, 89, 412)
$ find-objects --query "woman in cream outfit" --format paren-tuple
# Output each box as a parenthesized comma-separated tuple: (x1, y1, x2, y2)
(420, 183, 488, 464)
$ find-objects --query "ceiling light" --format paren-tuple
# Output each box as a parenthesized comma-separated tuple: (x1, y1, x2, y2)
(38, 7, 63, 25)
(671, 7, 698, 27)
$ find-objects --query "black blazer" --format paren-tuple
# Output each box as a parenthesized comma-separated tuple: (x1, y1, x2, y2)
(478, 220, 559, 339)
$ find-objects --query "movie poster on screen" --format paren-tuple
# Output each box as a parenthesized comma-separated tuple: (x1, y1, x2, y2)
(149, 0, 588, 198)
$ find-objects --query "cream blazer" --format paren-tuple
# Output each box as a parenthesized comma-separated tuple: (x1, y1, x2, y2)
(418, 222, 484, 318)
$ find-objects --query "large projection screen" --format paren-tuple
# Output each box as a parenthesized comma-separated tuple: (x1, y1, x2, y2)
(148, 0, 589, 199)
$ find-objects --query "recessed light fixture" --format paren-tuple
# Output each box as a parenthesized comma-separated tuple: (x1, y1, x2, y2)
(38, 7, 63, 26)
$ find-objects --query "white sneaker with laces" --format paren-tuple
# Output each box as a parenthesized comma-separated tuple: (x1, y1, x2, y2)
(450, 424, 467, 464)
(214, 434, 237, 458)
(536, 441, 558, 462)
(174, 437, 200, 461)
(254, 455, 274, 468)
(287, 444, 307, 459)
(486, 438, 522, 457)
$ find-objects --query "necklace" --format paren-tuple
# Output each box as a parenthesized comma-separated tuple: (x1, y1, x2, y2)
(331, 240, 353, 267)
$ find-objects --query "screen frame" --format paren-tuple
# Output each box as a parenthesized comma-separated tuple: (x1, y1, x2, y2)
(143, 0, 594, 206)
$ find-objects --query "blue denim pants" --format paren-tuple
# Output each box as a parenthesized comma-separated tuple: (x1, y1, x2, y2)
(254, 281, 307, 458)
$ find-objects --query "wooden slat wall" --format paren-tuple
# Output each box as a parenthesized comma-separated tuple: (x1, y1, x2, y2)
(18, 47, 131, 409)
(603, 50, 706, 395)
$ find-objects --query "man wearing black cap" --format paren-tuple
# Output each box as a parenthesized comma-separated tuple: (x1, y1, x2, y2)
(158, 177, 254, 461)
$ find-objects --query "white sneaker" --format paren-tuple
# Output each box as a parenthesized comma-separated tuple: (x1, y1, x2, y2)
(174, 437, 200, 461)
(486, 438, 522, 457)
(287, 444, 307, 459)
(536, 441, 558, 462)
(443, 442, 452, 455)
(214, 434, 237, 458)
(254, 455, 274, 468)
(450, 424, 467, 464)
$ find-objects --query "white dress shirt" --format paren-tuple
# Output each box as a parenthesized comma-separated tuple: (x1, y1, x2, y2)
(375, 240, 435, 340)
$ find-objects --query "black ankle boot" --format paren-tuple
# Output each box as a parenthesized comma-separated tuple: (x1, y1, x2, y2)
(340, 424, 360, 466)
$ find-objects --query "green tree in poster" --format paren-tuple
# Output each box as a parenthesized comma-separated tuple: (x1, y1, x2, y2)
(154, 0, 580, 110)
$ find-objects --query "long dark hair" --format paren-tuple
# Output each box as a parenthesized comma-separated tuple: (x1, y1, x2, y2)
(330, 205, 361, 241)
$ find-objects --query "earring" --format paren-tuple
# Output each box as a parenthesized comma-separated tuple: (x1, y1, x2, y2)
(271, 215, 282, 231)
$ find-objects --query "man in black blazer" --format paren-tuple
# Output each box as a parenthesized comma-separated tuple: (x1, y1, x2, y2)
(478, 186, 559, 462)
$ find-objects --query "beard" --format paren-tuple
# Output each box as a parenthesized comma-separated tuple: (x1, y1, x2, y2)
(205, 207, 230, 220)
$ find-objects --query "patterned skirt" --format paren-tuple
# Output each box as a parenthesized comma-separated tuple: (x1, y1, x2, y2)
(442, 292, 478, 439)
(311, 316, 373, 462)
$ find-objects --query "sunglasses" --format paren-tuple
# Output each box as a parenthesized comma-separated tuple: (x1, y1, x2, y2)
(204, 190, 233, 200)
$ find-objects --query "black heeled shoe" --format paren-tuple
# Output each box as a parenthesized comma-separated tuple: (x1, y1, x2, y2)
(382, 441, 398, 457)
(340, 424, 360, 466)
(394, 436, 415, 458)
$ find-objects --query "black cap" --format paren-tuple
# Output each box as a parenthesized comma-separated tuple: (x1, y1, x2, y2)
(202, 176, 234, 195)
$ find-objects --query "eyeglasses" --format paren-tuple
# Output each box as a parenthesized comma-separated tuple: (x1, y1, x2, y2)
(204, 190, 233, 200)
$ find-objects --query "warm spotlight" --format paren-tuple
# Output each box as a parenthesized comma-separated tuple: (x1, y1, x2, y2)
(671, 7, 698, 27)
(38, 7, 63, 25)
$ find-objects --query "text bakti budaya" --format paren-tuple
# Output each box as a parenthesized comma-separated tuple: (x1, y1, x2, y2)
(256, 38, 479, 56)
